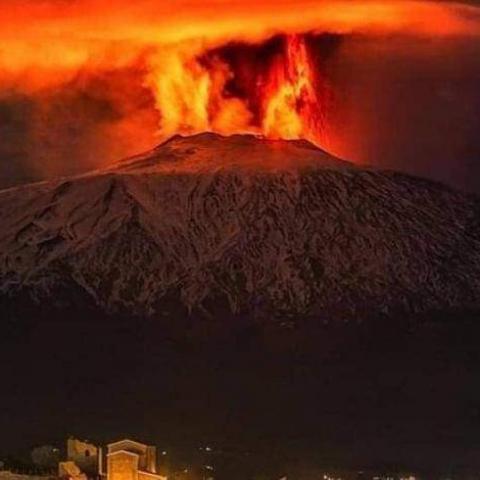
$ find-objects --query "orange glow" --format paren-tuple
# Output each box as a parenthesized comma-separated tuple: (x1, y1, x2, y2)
(1, 0, 479, 80)
(0, 0, 479, 162)
(146, 44, 253, 138)
(262, 35, 326, 144)
(146, 35, 327, 145)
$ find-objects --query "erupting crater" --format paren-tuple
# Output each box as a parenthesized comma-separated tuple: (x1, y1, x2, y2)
(111, 132, 349, 174)
(147, 35, 331, 149)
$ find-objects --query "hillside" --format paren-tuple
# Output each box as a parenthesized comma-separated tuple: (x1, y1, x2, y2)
(1, 132, 479, 322)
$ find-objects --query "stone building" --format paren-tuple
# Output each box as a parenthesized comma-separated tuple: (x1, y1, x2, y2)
(66, 439, 98, 477)
(58, 438, 165, 480)
(104, 440, 165, 480)
(58, 462, 87, 480)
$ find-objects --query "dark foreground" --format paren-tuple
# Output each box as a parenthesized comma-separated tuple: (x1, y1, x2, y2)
(2, 306, 480, 478)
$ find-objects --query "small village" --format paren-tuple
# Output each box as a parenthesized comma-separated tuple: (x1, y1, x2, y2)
(0, 437, 428, 480)
(1, 439, 177, 480)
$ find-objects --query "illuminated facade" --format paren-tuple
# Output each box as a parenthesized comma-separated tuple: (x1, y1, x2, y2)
(58, 438, 166, 480)
(104, 440, 166, 480)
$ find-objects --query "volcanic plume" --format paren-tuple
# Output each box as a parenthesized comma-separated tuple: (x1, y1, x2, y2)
(1, 0, 480, 185)
(147, 34, 329, 147)
(261, 35, 327, 144)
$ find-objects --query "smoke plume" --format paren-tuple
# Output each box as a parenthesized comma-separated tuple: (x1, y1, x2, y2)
(0, 0, 479, 189)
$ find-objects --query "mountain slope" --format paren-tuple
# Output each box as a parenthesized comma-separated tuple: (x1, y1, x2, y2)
(1, 132, 480, 321)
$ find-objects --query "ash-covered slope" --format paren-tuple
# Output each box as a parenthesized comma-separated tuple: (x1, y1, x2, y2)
(1, 132, 480, 321)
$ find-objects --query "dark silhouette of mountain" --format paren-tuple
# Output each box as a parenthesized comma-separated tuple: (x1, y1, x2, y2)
(1, 132, 479, 323)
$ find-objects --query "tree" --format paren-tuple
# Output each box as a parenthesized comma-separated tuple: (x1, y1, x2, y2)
(31, 445, 60, 471)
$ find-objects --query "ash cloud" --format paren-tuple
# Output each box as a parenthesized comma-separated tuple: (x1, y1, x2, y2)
(327, 35, 480, 192)
(0, 0, 479, 191)
(0, 64, 159, 187)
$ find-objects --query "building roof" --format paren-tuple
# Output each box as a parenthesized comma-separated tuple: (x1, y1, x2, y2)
(107, 439, 150, 449)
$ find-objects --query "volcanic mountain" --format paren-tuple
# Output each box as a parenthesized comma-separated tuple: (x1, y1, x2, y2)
(1, 132, 480, 325)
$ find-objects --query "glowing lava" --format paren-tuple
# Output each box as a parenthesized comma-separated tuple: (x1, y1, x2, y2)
(262, 35, 326, 144)
(146, 45, 253, 139)
(147, 35, 327, 146)
(0, 0, 479, 173)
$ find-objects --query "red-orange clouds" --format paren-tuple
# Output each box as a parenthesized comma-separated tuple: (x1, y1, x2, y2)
(0, 0, 479, 186)
(1, 0, 479, 81)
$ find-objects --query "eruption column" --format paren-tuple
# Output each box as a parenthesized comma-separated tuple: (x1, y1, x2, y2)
(262, 35, 326, 144)
(148, 35, 327, 147)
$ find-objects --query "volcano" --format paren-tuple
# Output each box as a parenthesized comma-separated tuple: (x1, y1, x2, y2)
(1, 132, 479, 325)
(3, 133, 480, 470)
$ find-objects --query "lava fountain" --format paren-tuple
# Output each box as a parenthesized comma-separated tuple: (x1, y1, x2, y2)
(147, 34, 329, 147)
(0, 0, 479, 175)
(261, 35, 327, 144)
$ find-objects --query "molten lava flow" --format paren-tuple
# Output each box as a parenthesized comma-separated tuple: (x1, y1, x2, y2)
(147, 35, 327, 146)
(262, 35, 326, 144)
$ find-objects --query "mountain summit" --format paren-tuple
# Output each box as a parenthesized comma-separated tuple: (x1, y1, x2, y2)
(110, 132, 351, 173)
(1, 133, 479, 322)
